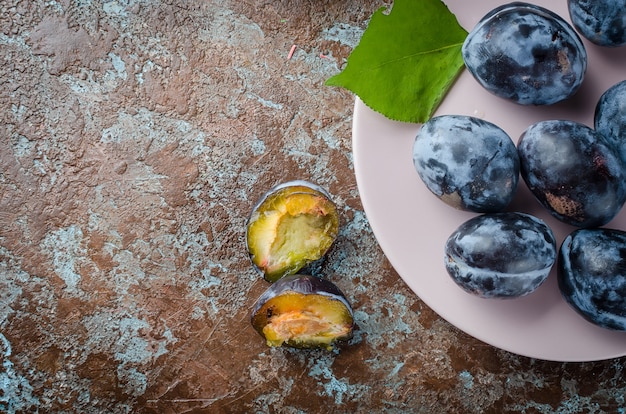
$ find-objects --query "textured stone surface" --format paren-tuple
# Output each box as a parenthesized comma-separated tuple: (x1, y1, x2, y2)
(1, 1, 625, 413)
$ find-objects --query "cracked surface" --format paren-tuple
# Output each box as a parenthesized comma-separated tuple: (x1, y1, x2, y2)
(1, 1, 626, 413)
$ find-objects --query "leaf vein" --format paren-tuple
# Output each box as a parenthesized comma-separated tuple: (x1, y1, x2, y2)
(365, 42, 464, 71)
(325, 0, 469, 123)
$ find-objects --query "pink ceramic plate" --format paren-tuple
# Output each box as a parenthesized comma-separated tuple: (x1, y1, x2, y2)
(352, 0, 626, 361)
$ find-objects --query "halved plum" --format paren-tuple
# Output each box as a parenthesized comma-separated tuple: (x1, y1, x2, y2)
(250, 274, 354, 350)
(246, 180, 339, 282)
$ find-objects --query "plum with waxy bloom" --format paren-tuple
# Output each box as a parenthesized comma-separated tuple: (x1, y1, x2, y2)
(413, 115, 519, 213)
(568, 0, 626, 47)
(559, 228, 626, 331)
(462, 2, 587, 105)
(445, 212, 556, 299)
(518, 120, 626, 228)
(595, 80, 626, 165)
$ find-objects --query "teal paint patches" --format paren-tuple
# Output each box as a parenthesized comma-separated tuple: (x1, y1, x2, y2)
(346, 310, 367, 346)
(252, 389, 307, 414)
(316, 124, 343, 151)
(41, 225, 86, 295)
(108, 52, 127, 80)
(113, 317, 153, 364)
(117, 367, 148, 397)
(387, 361, 405, 378)
(0, 334, 39, 413)
(0, 248, 29, 326)
(459, 370, 474, 389)
(327, 209, 387, 295)
(102, 1, 128, 17)
(321, 22, 365, 49)
(508, 396, 604, 413)
(390, 293, 413, 336)
(353, 294, 420, 350)
(250, 136, 266, 156)
(80, 312, 177, 397)
(505, 371, 546, 389)
(308, 357, 371, 405)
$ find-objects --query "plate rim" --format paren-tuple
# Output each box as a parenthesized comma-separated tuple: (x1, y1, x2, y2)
(352, 96, 626, 362)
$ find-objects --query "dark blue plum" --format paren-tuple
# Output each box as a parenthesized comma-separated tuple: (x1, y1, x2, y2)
(568, 0, 626, 47)
(595, 80, 626, 164)
(518, 120, 626, 228)
(412, 115, 519, 213)
(462, 2, 587, 105)
(559, 228, 626, 330)
(445, 212, 556, 299)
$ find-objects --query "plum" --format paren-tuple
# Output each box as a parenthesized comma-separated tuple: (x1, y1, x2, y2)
(559, 228, 626, 330)
(444, 212, 556, 299)
(412, 115, 519, 213)
(246, 181, 339, 283)
(568, 0, 626, 47)
(518, 120, 626, 228)
(250, 274, 354, 349)
(595, 80, 626, 164)
(462, 2, 587, 105)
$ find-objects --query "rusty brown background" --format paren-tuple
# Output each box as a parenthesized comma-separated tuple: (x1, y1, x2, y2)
(1, 1, 625, 413)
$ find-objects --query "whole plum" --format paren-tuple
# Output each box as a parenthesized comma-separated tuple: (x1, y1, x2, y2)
(412, 115, 519, 213)
(567, 0, 626, 47)
(445, 212, 556, 299)
(595, 80, 626, 164)
(462, 2, 587, 105)
(559, 228, 626, 330)
(518, 120, 626, 228)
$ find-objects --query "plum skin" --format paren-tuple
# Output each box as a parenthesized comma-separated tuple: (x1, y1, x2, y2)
(595, 80, 626, 165)
(559, 228, 626, 330)
(567, 0, 626, 47)
(413, 115, 519, 213)
(444, 212, 556, 299)
(250, 274, 354, 349)
(462, 2, 587, 105)
(518, 120, 626, 228)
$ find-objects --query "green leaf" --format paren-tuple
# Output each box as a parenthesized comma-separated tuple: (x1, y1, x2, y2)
(326, 0, 468, 124)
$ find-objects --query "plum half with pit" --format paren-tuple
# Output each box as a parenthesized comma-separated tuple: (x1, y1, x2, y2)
(250, 274, 354, 349)
(246, 181, 339, 283)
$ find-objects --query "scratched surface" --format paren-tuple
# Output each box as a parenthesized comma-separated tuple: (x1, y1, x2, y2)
(1, 1, 625, 413)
